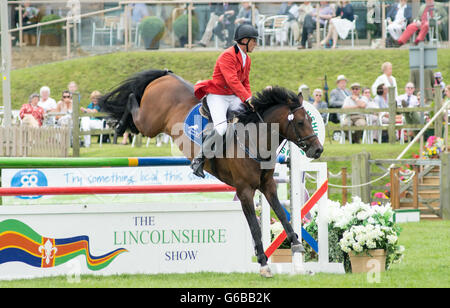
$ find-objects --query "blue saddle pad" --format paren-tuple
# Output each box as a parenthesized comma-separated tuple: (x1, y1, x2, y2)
(183, 103, 209, 146)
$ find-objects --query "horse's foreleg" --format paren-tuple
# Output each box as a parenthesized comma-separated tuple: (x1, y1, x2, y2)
(236, 186, 272, 278)
(261, 178, 305, 253)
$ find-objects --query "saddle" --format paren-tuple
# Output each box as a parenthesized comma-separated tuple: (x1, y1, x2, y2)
(199, 97, 241, 124)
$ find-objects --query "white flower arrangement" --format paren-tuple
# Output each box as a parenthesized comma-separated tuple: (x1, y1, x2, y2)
(303, 197, 404, 271)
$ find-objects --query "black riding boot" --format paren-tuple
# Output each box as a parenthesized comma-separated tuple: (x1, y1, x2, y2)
(190, 129, 219, 178)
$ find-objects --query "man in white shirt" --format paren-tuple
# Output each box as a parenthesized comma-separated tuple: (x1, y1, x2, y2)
(37, 86, 57, 112)
(397, 82, 420, 124)
(342, 83, 367, 143)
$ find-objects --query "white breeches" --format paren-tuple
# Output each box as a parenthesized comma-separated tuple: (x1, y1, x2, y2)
(206, 94, 246, 136)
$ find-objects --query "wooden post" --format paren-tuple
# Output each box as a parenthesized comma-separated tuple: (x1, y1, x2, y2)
(388, 86, 397, 144)
(342, 167, 347, 206)
(18, 5, 24, 46)
(351, 152, 370, 203)
(412, 165, 419, 209)
(72, 95, 80, 157)
(434, 85, 443, 138)
(187, 2, 193, 48)
(390, 167, 400, 209)
(441, 153, 450, 219)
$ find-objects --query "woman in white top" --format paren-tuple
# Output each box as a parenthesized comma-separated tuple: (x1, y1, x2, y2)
(37, 86, 57, 112)
(371, 62, 398, 98)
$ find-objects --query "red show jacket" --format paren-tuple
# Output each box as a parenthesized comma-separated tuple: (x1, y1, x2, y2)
(194, 45, 251, 103)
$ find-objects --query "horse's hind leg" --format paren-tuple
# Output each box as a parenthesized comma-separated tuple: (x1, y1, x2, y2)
(260, 177, 305, 253)
(236, 186, 272, 278)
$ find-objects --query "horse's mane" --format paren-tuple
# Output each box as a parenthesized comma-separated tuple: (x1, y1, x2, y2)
(237, 86, 301, 124)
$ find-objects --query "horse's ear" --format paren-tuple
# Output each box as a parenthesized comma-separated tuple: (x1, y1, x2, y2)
(297, 92, 304, 104)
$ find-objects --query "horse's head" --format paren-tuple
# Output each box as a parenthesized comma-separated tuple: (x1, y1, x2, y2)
(245, 86, 323, 159)
(280, 93, 323, 159)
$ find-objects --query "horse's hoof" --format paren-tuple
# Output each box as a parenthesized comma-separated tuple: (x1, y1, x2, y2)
(260, 265, 273, 278)
(291, 244, 305, 254)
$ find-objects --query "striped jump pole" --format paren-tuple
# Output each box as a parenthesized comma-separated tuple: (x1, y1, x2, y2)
(0, 155, 288, 169)
(0, 184, 236, 196)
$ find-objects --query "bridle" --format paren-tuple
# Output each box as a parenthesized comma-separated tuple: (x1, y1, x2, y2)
(256, 105, 317, 152)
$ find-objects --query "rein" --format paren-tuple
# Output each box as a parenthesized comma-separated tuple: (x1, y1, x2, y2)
(256, 105, 317, 152)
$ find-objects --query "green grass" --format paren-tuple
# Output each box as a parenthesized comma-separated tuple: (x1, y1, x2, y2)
(2, 49, 450, 109)
(1, 220, 448, 288)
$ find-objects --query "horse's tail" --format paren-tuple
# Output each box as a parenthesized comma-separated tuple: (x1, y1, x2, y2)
(99, 69, 172, 134)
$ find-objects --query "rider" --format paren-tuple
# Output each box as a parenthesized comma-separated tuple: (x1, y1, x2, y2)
(191, 24, 259, 178)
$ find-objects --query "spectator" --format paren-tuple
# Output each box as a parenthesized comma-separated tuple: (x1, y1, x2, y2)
(320, 1, 354, 49)
(329, 75, 351, 123)
(55, 90, 73, 127)
(235, 2, 258, 26)
(277, 2, 300, 45)
(20, 1, 39, 46)
(371, 62, 398, 98)
(68, 81, 79, 95)
(213, 2, 239, 48)
(297, 1, 334, 49)
(434, 72, 445, 97)
(362, 86, 378, 122)
(444, 85, 450, 119)
(80, 90, 105, 148)
(19, 93, 44, 127)
(374, 83, 389, 124)
(197, 3, 219, 47)
(397, 82, 420, 125)
(298, 1, 314, 26)
(37, 86, 57, 113)
(342, 82, 366, 143)
(386, 0, 412, 43)
(298, 84, 313, 102)
(311, 88, 328, 123)
(397, 0, 448, 46)
(131, 3, 149, 26)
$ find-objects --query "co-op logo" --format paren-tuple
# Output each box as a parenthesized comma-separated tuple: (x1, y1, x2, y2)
(10, 170, 48, 199)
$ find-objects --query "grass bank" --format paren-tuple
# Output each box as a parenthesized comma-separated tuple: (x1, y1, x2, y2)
(3, 49, 450, 109)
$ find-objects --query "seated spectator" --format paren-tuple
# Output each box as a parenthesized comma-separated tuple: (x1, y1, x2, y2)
(342, 82, 366, 143)
(68, 81, 79, 96)
(298, 1, 314, 27)
(397, 0, 448, 46)
(374, 83, 389, 124)
(362, 86, 378, 124)
(197, 3, 219, 47)
(444, 85, 450, 119)
(320, 1, 354, 49)
(80, 90, 105, 148)
(213, 2, 239, 48)
(397, 82, 420, 126)
(371, 62, 398, 98)
(297, 1, 334, 49)
(434, 72, 446, 98)
(329, 75, 351, 123)
(55, 90, 73, 126)
(19, 93, 44, 127)
(386, 0, 412, 43)
(37, 86, 57, 113)
(277, 2, 300, 45)
(311, 88, 328, 123)
(235, 2, 258, 26)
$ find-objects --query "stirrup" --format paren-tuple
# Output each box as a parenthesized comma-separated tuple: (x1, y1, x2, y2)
(190, 157, 205, 178)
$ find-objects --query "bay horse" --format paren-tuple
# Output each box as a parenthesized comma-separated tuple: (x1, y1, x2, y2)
(99, 69, 323, 277)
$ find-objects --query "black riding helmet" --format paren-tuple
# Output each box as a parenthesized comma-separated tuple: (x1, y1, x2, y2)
(234, 24, 259, 42)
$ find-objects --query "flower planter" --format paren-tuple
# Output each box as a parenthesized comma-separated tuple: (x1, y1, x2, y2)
(271, 249, 291, 263)
(348, 249, 386, 273)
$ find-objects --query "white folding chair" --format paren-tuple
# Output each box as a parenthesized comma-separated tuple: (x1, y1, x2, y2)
(92, 16, 120, 47)
(260, 15, 289, 48)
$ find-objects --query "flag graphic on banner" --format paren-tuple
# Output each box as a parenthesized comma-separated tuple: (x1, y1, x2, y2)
(0, 219, 127, 270)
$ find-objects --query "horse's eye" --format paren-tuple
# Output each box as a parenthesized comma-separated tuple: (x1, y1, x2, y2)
(297, 121, 304, 126)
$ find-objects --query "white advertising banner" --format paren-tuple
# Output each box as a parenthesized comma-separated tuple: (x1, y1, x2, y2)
(1, 166, 227, 205)
(0, 202, 254, 280)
